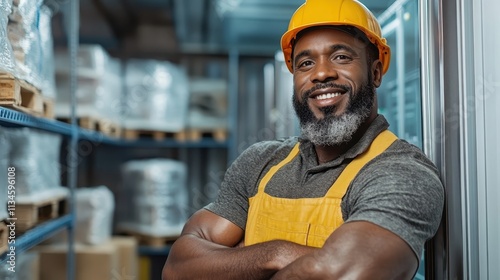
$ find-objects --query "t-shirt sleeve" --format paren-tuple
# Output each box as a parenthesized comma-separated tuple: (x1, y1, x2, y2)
(204, 140, 287, 229)
(342, 145, 445, 257)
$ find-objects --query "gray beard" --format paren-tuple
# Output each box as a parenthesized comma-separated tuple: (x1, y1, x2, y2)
(300, 112, 365, 146)
(293, 80, 374, 146)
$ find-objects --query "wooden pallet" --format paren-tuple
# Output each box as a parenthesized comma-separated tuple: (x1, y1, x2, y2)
(122, 129, 189, 142)
(186, 128, 227, 142)
(0, 73, 54, 118)
(0, 221, 7, 255)
(122, 128, 227, 142)
(15, 196, 68, 233)
(121, 230, 178, 248)
(58, 116, 122, 138)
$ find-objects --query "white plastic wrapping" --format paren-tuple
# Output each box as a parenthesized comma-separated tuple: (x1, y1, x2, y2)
(0, 0, 16, 75)
(74, 186, 115, 245)
(123, 59, 190, 132)
(7, 0, 44, 90)
(3, 127, 62, 198)
(0, 251, 38, 280)
(117, 159, 188, 237)
(37, 5, 56, 98)
(187, 77, 228, 130)
(55, 45, 122, 121)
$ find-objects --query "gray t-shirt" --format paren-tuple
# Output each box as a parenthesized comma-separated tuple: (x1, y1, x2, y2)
(205, 115, 444, 257)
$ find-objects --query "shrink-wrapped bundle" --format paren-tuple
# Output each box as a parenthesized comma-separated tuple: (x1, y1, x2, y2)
(0, 251, 38, 280)
(74, 186, 115, 245)
(123, 60, 190, 132)
(4, 127, 63, 198)
(118, 159, 188, 237)
(38, 5, 56, 99)
(7, 0, 44, 90)
(0, 0, 16, 75)
(187, 77, 228, 130)
(96, 58, 122, 119)
(55, 45, 122, 121)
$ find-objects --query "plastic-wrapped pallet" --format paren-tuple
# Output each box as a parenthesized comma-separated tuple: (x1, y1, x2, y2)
(7, 0, 44, 90)
(37, 5, 56, 99)
(0, 0, 16, 75)
(4, 127, 65, 199)
(117, 159, 188, 238)
(122, 59, 190, 132)
(0, 127, 10, 221)
(187, 77, 228, 130)
(74, 186, 115, 245)
(54, 45, 122, 121)
(0, 251, 39, 280)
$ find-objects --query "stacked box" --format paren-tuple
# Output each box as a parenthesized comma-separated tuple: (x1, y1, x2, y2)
(122, 59, 190, 132)
(54, 45, 122, 121)
(117, 159, 188, 237)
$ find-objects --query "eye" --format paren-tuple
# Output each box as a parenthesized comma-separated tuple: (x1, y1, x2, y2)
(297, 60, 313, 69)
(334, 54, 351, 61)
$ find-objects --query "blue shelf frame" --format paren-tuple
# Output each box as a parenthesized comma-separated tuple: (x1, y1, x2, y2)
(0, 107, 229, 149)
(0, 107, 74, 136)
(0, 215, 73, 263)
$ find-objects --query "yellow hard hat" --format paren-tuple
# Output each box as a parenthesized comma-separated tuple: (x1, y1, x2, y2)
(281, 0, 391, 74)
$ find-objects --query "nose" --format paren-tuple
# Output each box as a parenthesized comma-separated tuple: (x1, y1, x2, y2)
(311, 60, 338, 83)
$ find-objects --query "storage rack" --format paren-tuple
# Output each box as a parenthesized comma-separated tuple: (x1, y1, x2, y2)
(1, 3, 239, 280)
(0, 107, 77, 276)
(0, 1, 80, 279)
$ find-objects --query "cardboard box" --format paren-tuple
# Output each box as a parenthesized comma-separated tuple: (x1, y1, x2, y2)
(37, 236, 138, 280)
(38, 241, 118, 280)
(110, 236, 139, 279)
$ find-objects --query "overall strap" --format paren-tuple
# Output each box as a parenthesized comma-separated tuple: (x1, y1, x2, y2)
(325, 130, 398, 198)
(256, 142, 300, 193)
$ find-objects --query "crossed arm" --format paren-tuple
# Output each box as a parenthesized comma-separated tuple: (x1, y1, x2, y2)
(162, 209, 417, 280)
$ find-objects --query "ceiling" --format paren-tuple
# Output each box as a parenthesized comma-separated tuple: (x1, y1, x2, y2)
(51, 0, 396, 59)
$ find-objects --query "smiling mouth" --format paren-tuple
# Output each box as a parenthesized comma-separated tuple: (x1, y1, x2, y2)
(314, 92, 343, 100)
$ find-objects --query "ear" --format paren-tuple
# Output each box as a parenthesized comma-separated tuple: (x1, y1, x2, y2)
(371, 60, 383, 88)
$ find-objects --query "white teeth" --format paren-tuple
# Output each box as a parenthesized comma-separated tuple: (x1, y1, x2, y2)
(315, 93, 341, 100)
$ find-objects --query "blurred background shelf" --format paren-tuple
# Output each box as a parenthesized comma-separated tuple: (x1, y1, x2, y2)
(0, 107, 229, 148)
(0, 214, 73, 263)
(0, 107, 74, 136)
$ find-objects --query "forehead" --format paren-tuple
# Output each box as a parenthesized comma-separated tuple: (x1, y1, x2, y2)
(294, 27, 370, 53)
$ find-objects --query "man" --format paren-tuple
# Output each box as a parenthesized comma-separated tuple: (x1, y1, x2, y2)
(163, 0, 444, 279)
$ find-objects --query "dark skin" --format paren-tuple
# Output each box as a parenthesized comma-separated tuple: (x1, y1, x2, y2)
(162, 28, 417, 280)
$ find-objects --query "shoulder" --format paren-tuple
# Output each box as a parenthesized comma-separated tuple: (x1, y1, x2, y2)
(352, 138, 443, 200)
(232, 137, 300, 168)
(370, 139, 441, 178)
(343, 139, 444, 256)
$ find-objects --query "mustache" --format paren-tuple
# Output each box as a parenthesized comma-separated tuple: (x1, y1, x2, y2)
(302, 82, 351, 100)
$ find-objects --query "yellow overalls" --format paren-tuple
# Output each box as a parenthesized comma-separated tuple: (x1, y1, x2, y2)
(244, 130, 397, 248)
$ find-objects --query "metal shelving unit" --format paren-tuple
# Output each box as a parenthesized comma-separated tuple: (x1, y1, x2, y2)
(0, 107, 229, 149)
(0, 215, 73, 262)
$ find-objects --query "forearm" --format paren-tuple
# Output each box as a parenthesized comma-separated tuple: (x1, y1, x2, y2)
(163, 234, 315, 280)
(272, 221, 418, 280)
